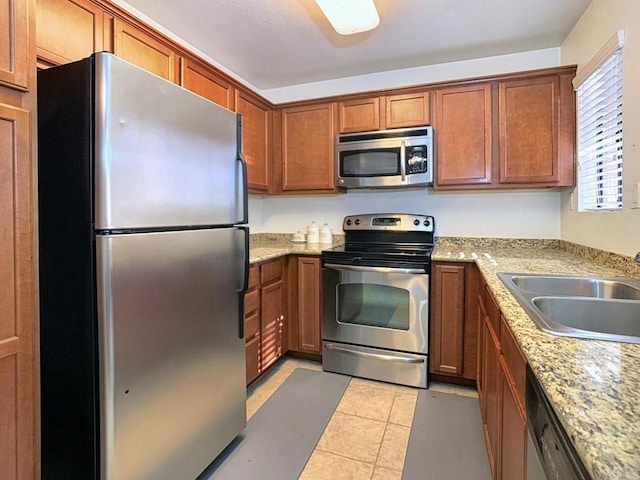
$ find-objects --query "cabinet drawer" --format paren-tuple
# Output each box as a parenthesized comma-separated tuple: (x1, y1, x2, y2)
(245, 312, 260, 340)
(260, 258, 283, 284)
(248, 265, 259, 290)
(500, 315, 526, 409)
(244, 288, 259, 316)
(486, 287, 501, 338)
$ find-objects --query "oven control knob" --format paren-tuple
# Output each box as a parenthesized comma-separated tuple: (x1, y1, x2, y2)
(346, 219, 352, 226)
(414, 219, 420, 226)
(354, 219, 361, 226)
(424, 219, 431, 227)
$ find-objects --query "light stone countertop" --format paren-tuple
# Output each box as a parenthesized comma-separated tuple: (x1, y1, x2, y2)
(433, 237, 640, 480)
(249, 233, 640, 479)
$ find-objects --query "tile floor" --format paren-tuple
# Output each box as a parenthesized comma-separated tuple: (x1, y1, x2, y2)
(246, 357, 478, 480)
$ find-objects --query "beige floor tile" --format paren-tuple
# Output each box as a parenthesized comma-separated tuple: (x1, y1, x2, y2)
(316, 412, 387, 464)
(376, 424, 411, 471)
(349, 377, 420, 397)
(300, 450, 374, 480)
(388, 393, 417, 427)
(337, 383, 395, 421)
(429, 382, 478, 398)
(372, 466, 403, 480)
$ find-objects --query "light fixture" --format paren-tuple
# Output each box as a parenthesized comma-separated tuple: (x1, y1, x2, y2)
(315, 0, 380, 35)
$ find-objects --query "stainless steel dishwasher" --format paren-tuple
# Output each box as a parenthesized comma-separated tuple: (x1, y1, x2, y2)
(526, 365, 592, 479)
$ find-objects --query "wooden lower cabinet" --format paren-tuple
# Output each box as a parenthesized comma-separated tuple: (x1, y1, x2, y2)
(430, 262, 479, 380)
(478, 275, 528, 480)
(288, 256, 322, 355)
(244, 258, 286, 384)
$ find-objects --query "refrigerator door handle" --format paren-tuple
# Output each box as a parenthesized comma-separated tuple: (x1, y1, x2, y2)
(237, 225, 250, 339)
(237, 153, 249, 225)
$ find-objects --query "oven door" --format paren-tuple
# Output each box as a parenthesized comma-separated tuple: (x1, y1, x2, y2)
(322, 263, 429, 354)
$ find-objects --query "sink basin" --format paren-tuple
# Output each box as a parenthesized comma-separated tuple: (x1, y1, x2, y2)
(532, 297, 640, 340)
(497, 273, 640, 343)
(509, 274, 640, 300)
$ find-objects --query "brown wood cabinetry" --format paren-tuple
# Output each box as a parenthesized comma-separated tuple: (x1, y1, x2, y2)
(244, 258, 287, 384)
(277, 102, 337, 193)
(1, 0, 29, 89)
(237, 90, 271, 192)
(287, 256, 322, 355)
(113, 18, 178, 82)
(499, 74, 575, 186)
(430, 262, 479, 380)
(434, 84, 493, 186)
(181, 58, 235, 110)
(338, 92, 430, 133)
(36, 0, 107, 68)
(478, 275, 528, 480)
(1, 0, 37, 478)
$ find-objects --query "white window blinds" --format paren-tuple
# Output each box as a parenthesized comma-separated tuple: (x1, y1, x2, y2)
(575, 31, 624, 212)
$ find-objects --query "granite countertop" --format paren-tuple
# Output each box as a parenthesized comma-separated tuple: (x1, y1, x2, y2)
(433, 237, 640, 480)
(249, 233, 344, 264)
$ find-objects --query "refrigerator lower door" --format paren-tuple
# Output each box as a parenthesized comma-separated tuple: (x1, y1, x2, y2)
(96, 228, 246, 480)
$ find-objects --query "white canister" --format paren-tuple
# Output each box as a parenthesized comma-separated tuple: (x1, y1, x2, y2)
(306, 221, 319, 244)
(319, 223, 333, 244)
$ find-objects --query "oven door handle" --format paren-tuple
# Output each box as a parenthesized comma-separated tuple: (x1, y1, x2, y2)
(324, 343, 425, 364)
(323, 263, 426, 274)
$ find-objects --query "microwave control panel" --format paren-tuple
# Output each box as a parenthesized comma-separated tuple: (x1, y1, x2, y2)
(405, 145, 428, 174)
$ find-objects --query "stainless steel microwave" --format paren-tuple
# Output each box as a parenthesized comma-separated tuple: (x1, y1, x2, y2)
(336, 126, 433, 189)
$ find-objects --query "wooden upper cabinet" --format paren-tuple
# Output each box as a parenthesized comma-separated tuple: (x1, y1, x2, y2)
(113, 18, 178, 82)
(236, 90, 271, 192)
(385, 92, 430, 129)
(338, 92, 430, 133)
(435, 83, 493, 187)
(499, 74, 575, 186)
(36, 0, 106, 68)
(338, 97, 380, 133)
(280, 102, 337, 192)
(499, 76, 559, 184)
(0, 0, 29, 89)
(181, 58, 235, 110)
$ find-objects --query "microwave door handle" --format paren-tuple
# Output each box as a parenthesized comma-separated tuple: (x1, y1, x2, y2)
(400, 140, 406, 181)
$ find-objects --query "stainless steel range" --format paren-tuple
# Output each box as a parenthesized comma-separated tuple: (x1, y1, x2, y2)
(322, 213, 434, 388)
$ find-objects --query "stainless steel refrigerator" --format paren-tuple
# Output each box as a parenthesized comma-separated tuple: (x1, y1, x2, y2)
(38, 52, 249, 480)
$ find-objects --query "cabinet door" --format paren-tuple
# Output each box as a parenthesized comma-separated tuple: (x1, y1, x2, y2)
(260, 280, 284, 371)
(297, 257, 321, 354)
(0, 0, 29, 89)
(500, 358, 526, 480)
(476, 288, 487, 403)
(385, 92, 430, 129)
(338, 97, 380, 133)
(246, 334, 260, 385)
(181, 58, 235, 110)
(236, 90, 270, 192)
(113, 18, 178, 82)
(36, 0, 105, 68)
(499, 76, 559, 184)
(435, 84, 493, 186)
(431, 264, 465, 375)
(281, 103, 336, 192)
(0, 103, 35, 480)
(482, 318, 501, 480)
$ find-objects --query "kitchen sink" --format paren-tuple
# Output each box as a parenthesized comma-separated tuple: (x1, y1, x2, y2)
(509, 274, 640, 300)
(498, 273, 640, 344)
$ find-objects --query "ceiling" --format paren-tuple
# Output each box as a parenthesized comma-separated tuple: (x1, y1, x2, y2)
(119, 0, 592, 90)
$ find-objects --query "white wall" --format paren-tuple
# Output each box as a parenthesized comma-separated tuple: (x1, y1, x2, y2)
(250, 189, 561, 238)
(560, 0, 640, 257)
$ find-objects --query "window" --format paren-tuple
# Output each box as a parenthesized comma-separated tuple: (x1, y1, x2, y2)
(574, 31, 624, 211)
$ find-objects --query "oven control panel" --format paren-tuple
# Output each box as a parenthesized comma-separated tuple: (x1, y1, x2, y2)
(343, 214, 434, 232)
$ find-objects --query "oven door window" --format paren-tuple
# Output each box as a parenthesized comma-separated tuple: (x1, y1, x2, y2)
(337, 283, 410, 330)
(340, 149, 401, 177)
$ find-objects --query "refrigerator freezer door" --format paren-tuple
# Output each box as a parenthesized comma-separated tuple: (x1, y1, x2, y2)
(94, 53, 240, 230)
(96, 229, 246, 480)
